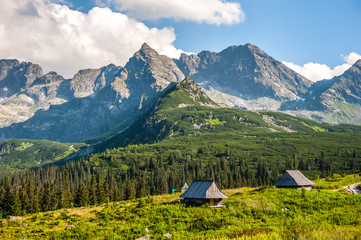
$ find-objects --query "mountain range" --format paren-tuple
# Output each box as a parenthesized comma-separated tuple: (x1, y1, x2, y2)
(0, 43, 360, 142)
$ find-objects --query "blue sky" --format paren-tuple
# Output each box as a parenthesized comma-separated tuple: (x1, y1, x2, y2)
(67, 0, 361, 66)
(1, 0, 360, 80)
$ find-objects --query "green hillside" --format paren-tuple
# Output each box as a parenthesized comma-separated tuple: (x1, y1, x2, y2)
(1, 78, 361, 221)
(1, 186, 361, 239)
(94, 78, 361, 152)
(0, 139, 87, 173)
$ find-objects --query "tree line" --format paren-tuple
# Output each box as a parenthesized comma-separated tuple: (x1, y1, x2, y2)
(0, 145, 360, 218)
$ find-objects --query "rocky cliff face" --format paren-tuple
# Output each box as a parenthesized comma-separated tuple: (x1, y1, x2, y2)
(175, 43, 312, 101)
(0, 44, 184, 142)
(317, 60, 361, 106)
(0, 43, 360, 142)
(281, 60, 361, 124)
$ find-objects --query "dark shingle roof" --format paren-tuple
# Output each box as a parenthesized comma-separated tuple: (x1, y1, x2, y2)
(274, 170, 315, 187)
(179, 180, 229, 199)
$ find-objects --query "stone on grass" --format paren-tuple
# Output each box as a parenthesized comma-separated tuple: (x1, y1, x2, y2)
(65, 225, 75, 230)
(164, 233, 172, 238)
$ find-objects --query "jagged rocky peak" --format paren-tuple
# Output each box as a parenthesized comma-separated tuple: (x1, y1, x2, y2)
(139, 43, 158, 57)
(33, 71, 64, 85)
(179, 76, 203, 92)
(177, 53, 200, 76)
(70, 68, 102, 98)
(174, 77, 218, 108)
(70, 64, 122, 98)
(177, 43, 312, 101)
(125, 43, 184, 90)
(0, 59, 21, 81)
(128, 43, 163, 66)
(350, 59, 361, 74)
(288, 58, 361, 121)
(0, 60, 44, 97)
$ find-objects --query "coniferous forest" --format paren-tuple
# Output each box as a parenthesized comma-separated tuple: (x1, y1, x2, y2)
(1, 133, 360, 219)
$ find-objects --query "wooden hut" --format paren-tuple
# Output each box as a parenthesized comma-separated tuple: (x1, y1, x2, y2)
(274, 170, 315, 190)
(179, 180, 229, 207)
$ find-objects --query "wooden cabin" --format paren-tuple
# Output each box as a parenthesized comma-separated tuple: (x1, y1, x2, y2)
(179, 180, 229, 207)
(274, 170, 315, 190)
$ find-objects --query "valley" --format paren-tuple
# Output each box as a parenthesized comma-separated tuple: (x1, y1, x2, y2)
(0, 43, 361, 240)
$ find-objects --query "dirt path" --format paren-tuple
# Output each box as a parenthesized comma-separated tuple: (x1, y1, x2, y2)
(342, 183, 361, 194)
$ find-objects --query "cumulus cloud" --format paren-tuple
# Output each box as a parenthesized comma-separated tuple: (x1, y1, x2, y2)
(108, 0, 245, 25)
(283, 52, 361, 82)
(0, 0, 184, 78)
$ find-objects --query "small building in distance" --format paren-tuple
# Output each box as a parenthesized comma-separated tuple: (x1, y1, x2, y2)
(274, 170, 315, 190)
(179, 180, 229, 207)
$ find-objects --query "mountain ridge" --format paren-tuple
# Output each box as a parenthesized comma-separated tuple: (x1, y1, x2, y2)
(0, 43, 360, 142)
(175, 43, 312, 101)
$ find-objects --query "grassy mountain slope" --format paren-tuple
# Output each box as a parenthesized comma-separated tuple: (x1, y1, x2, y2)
(0, 139, 87, 173)
(2, 78, 361, 176)
(84, 78, 361, 188)
(2, 186, 361, 239)
(94, 77, 361, 152)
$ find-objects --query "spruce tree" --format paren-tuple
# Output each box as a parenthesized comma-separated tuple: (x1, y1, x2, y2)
(40, 181, 51, 212)
(75, 183, 89, 207)
(136, 171, 146, 198)
(96, 173, 105, 204)
(60, 173, 72, 208)
(12, 185, 22, 216)
(125, 174, 135, 200)
(89, 175, 97, 205)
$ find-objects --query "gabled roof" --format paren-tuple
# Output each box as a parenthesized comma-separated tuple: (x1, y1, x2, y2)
(179, 180, 229, 199)
(274, 170, 315, 187)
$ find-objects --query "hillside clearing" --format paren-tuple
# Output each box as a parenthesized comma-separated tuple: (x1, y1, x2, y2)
(1, 186, 361, 240)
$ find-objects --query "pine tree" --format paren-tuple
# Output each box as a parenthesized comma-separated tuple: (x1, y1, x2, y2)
(0, 180, 12, 217)
(75, 183, 89, 207)
(1, 183, 22, 217)
(89, 175, 97, 205)
(32, 187, 40, 214)
(60, 173, 72, 208)
(40, 181, 52, 212)
(24, 176, 35, 214)
(19, 187, 29, 215)
(96, 173, 106, 204)
(136, 171, 146, 198)
(125, 174, 135, 200)
(12, 185, 22, 216)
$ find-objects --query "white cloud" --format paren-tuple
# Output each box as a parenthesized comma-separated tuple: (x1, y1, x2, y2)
(283, 52, 361, 82)
(0, 0, 184, 78)
(108, 0, 245, 25)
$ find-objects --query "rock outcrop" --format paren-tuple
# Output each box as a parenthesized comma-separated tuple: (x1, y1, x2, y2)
(0, 43, 360, 141)
(175, 43, 312, 101)
(0, 44, 184, 142)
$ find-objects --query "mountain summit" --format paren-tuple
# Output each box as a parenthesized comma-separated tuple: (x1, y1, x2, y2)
(0, 44, 184, 142)
(0, 43, 360, 142)
(284, 59, 361, 124)
(175, 43, 312, 101)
